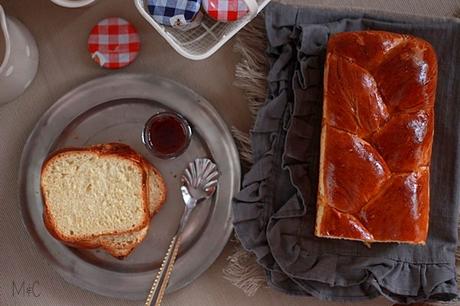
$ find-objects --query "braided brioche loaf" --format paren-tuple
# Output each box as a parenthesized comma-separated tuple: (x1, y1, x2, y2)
(315, 31, 437, 244)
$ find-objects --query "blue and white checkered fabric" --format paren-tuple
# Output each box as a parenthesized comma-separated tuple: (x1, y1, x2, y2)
(147, 0, 201, 27)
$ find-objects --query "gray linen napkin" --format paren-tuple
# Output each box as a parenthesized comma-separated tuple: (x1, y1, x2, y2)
(233, 2, 460, 303)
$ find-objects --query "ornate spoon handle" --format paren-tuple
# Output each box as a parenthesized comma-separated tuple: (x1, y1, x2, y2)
(144, 159, 215, 306)
(145, 235, 182, 306)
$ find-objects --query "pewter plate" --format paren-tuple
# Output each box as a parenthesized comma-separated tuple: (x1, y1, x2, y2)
(18, 74, 240, 300)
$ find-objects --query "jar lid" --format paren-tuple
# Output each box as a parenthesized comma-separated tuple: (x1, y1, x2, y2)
(147, 0, 201, 28)
(202, 0, 248, 22)
(88, 17, 141, 69)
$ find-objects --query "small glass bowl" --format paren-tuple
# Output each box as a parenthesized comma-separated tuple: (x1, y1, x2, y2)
(142, 111, 192, 159)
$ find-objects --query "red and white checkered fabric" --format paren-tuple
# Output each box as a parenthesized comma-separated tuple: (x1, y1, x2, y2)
(88, 17, 141, 69)
(202, 0, 249, 22)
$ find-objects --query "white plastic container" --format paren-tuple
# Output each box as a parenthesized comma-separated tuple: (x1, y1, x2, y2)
(134, 0, 270, 60)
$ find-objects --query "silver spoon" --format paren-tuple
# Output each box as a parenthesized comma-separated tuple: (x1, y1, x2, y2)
(145, 158, 219, 306)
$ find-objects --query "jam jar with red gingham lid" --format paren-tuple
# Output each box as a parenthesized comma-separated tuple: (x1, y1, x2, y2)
(87, 17, 141, 69)
(202, 0, 249, 22)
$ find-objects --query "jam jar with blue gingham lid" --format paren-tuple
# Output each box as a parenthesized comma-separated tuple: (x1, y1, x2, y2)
(147, 0, 202, 30)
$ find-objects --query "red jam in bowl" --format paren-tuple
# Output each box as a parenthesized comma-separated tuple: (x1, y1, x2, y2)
(142, 112, 192, 159)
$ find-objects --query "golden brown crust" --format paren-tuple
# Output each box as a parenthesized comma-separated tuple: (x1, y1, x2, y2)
(316, 31, 437, 244)
(41, 143, 150, 243)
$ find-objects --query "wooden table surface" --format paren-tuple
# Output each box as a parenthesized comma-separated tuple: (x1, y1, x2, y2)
(0, 0, 458, 305)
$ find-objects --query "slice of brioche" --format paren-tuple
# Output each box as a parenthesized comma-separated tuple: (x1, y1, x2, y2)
(96, 227, 149, 258)
(87, 162, 167, 258)
(41, 144, 150, 243)
(145, 161, 167, 218)
(52, 151, 168, 258)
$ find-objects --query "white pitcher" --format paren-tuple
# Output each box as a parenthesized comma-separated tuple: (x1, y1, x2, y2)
(50, 0, 96, 8)
(0, 5, 39, 106)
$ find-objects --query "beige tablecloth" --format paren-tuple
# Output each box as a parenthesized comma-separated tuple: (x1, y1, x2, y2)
(0, 0, 458, 305)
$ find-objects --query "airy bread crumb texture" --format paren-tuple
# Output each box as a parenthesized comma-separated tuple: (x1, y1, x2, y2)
(42, 152, 146, 239)
(90, 165, 167, 258)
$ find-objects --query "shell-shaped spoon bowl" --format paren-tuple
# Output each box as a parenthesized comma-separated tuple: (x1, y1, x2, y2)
(181, 158, 219, 207)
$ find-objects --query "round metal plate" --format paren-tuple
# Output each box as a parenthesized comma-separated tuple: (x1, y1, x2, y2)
(18, 74, 240, 300)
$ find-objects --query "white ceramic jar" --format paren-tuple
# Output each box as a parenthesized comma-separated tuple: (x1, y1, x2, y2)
(49, 0, 96, 8)
(0, 5, 39, 106)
